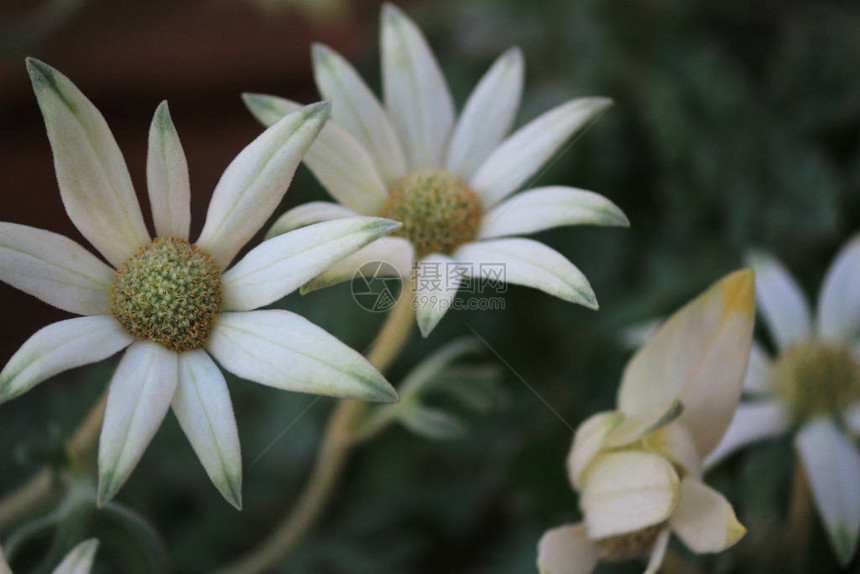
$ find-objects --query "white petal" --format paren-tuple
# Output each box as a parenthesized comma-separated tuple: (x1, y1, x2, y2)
(454, 238, 597, 309)
(146, 102, 191, 240)
(644, 529, 671, 574)
(817, 234, 860, 341)
(744, 340, 773, 395)
(703, 400, 790, 470)
(0, 316, 133, 404)
(643, 421, 703, 478)
(471, 97, 612, 208)
(670, 477, 746, 554)
(243, 94, 389, 215)
(51, 538, 99, 574)
(26, 59, 149, 268)
(301, 237, 414, 293)
(414, 254, 462, 337)
(266, 201, 358, 237)
(98, 341, 178, 505)
(222, 217, 400, 310)
(0, 546, 9, 574)
(381, 3, 455, 169)
(0, 222, 114, 315)
(207, 310, 397, 402)
(746, 250, 812, 351)
(197, 102, 329, 268)
(445, 47, 524, 180)
(580, 451, 681, 539)
(478, 186, 629, 239)
(795, 418, 860, 566)
(618, 269, 756, 456)
(567, 411, 626, 490)
(173, 350, 242, 509)
(536, 523, 600, 574)
(311, 44, 407, 182)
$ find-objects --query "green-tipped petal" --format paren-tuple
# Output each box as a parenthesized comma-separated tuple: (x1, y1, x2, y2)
(51, 538, 99, 574)
(795, 418, 860, 566)
(381, 3, 454, 170)
(445, 47, 524, 180)
(197, 102, 330, 268)
(242, 94, 388, 215)
(146, 101, 191, 240)
(207, 310, 397, 403)
(173, 350, 242, 509)
(415, 253, 462, 337)
(0, 222, 115, 316)
(453, 238, 598, 310)
(478, 186, 629, 240)
(471, 97, 612, 208)
(1, 316, 132, 404)
(26, 58, 150, 268)
(98, 342, 178, 506)
(222, 217, 401, 310)
(312, 43, 406, 181)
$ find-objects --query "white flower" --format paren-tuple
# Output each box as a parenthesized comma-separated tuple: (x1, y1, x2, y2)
(0, 60, 399, 510)
(1, 538, 98, 574)
(702, 236, 860, 566)
(538, 270, 755, 574)
(243, 3, 628, 337)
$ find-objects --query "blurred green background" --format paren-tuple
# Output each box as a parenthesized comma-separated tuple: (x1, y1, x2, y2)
(0, 0, 858, 572)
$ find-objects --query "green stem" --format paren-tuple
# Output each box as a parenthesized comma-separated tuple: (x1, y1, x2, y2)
(217, 292, 415, 574)
(0, 391, 107, 532)
(787, 460, 812, 573)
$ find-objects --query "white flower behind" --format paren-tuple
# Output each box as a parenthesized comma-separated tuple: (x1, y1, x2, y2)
(243, 3, 628, 337)
(538, 270, 755, 574)
(1, 539, 98, 574)
(0, 60, 400, 510)
(701, 236, 860, 566)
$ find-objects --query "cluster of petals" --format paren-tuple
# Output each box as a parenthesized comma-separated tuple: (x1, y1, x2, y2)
(0, 60, 399, 509)
(704, 236, 860, 565)
(244, 3, 628, 336)
(538, 270, 755, 574)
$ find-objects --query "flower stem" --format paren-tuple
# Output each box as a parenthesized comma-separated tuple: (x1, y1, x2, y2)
(0, 390, 107, 532)
(787, 459, 812, 573)
(217, 292, 415, 574)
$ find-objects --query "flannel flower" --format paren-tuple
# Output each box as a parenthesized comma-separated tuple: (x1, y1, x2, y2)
(243, 3, 628, 337)
(1, 539, 98, 574)
(538, 270, 755, 574)
(0, 60, 399, 510)
(700, 237, 860, 566)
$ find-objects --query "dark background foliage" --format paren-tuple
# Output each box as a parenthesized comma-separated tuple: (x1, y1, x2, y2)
(0, 0, 858, 572)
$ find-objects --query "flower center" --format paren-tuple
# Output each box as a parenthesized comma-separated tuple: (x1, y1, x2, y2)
(380, 169, 482, 258)
(772, 341, 860, 423)
(111, 238, 222, 352)
(598, 523, 665, 562)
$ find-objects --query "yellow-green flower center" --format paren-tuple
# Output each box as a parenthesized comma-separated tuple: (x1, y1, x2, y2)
(111, 238, 222, 352)
(380, 169, 482, 258)
(772, 341, 860, 423)
(598, 523, 665, 562)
